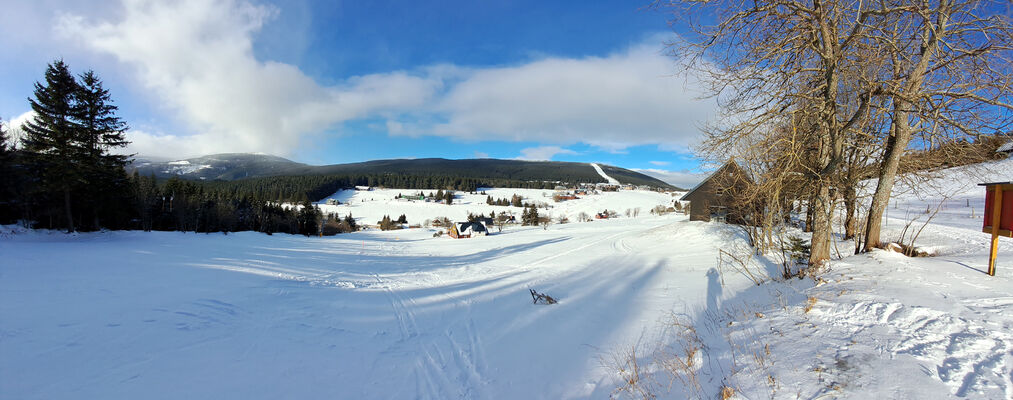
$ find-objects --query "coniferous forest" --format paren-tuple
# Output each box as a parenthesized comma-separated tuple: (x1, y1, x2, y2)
(0, 61, 583, 236)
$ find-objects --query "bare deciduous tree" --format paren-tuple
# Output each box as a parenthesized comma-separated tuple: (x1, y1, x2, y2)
(660, 0, 879, 265)
(862, 0, 1013, 251)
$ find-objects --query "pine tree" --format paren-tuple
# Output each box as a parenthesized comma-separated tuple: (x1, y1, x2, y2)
(0, 118, 18, 223)
(76, 70, 131, 230)
(522, 205, 540, 226)
(344, 213, 357, 231)
(21, 60, 83, 232)
(297, 199, 320, 236)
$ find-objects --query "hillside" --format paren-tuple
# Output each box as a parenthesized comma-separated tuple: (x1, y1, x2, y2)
(2, 160, 1012, 398)
(130, 154, 678, 189)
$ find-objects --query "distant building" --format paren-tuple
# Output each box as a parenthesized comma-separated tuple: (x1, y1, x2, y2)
(325, 199, 339, 205)
(679, 161, 755, 223)
(449, 222, 488, 239)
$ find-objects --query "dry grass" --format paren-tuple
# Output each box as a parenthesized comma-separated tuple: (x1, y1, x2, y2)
(609, 345, 656, 400)
(804, 297, 818, 313)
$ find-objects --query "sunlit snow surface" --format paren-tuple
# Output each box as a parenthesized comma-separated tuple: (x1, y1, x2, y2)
(2, 157, 1013, 399)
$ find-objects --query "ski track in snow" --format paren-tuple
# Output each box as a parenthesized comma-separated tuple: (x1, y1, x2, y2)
(590, 163, 620, 185)
(3, 159, 1013, 399)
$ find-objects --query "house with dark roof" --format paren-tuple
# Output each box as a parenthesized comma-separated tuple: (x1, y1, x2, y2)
(679, 161, 755, 223)
(449, 221, 489, 238)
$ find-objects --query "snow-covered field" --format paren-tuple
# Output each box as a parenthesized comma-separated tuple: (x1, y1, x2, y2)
(2, 160, 1012, 399)
(316, 187, 678, 226)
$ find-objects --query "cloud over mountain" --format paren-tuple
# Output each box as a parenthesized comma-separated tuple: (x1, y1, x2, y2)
(57, 0, 713, 158)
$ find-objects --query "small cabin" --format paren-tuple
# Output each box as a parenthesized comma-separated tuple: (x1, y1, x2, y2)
(680, 161, 754, 223)
(449, 222, 489, 238)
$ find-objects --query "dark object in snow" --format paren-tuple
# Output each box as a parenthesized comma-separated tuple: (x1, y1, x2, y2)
(529, 289, 557, 305)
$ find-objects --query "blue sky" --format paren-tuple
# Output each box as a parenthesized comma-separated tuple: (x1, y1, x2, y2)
(0, 0, 715, 187)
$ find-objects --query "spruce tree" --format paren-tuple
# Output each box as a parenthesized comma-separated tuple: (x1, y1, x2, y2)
(344, 213, 357, 231)
(76, 70, 130, 229)
(21, 60, 83, 232)
(0, 119, 18, 223)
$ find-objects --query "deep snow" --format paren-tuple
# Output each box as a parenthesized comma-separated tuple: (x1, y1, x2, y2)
(1, 190, 732, 399)
(2, 159, 1012, 399)
(315, 187, 677, 227)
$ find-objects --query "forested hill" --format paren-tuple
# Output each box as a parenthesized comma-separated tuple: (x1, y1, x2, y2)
(130, 154, 677, 189)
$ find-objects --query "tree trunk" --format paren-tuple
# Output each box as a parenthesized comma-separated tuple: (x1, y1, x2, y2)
(804, 195, 815, 233)
(63, 187, 75, 233)
(843, 185, 857, 240)
(809, 181, 834, 265)
(864, 104, 913, 251)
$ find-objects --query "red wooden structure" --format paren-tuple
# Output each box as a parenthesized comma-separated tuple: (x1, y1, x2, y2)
(981, 182, 1013, 276)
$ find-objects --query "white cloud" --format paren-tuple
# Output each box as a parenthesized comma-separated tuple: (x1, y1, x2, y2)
(422, 41, 714, 151)
(516, 146, 577, 161)
(473, 151, 489, 158)
(57, 0, 440, 158)
(649, 160, 670, 166)
(53, 1, 714, 159)
(634, 168, 707, 190)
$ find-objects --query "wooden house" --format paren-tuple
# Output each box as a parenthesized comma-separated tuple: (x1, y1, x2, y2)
(449, 222, 489, 238)
(679, 161, 754, 223)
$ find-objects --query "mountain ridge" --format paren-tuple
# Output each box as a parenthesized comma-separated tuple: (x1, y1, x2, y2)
(130, 153, 681, 190)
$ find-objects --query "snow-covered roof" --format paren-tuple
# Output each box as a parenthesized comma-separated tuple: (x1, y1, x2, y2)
(997, 141, 1013, 153)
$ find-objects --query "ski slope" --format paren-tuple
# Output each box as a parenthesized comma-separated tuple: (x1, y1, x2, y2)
(590, 163, 620, 185)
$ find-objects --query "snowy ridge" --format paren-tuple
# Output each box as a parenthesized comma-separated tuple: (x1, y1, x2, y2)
(590, 163, 620, 185)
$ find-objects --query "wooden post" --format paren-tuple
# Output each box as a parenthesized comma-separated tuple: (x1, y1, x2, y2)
(988, 185, 1002, 276)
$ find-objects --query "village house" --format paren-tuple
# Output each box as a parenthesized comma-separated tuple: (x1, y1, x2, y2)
(449, 221, 489, 239)
(679, 161, 754, 223)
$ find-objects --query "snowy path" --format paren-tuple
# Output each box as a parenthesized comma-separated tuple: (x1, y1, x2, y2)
(682, 189, 1013, 399)
(5, 159, 1011, 398)
(0, 215, 752, 399)
(590, 163, 620, 185)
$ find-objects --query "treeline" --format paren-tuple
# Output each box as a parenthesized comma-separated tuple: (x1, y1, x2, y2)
(174, 172, 563, 206)
(0, 61, 328, 235)
(0, 60, 581, 236)
(486, 194, 535, 208)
